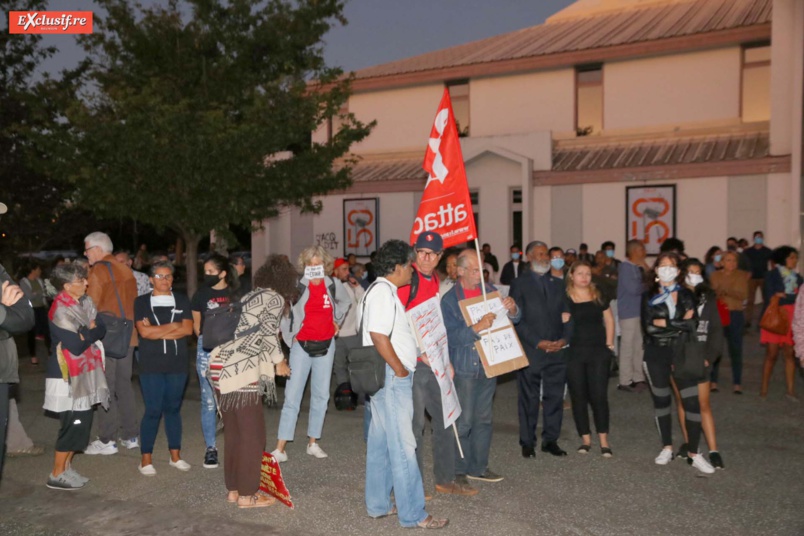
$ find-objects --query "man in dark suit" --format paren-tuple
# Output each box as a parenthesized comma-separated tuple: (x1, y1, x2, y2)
(499, 245, 525, 285)
(510, 241, 573, 458)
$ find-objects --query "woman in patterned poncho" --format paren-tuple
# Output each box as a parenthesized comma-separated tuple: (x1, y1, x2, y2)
(209, 254, 298, 508)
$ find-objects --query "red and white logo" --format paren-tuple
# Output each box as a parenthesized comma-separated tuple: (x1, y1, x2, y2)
(9, 11, 93, 34)
(410, 88, 477, 248)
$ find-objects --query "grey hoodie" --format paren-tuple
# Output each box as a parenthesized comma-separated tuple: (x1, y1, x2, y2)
(280, 275, 350, 347)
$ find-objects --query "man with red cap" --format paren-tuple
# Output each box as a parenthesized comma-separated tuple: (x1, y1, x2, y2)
(331, 258, 365, 411)
(400, 231, 475, 497)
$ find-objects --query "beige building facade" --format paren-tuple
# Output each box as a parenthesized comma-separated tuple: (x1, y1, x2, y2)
(254, 0, 803, 267)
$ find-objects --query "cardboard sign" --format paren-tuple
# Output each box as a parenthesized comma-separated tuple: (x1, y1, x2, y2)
(407, 297, 461, 428)
(458, 291, 528, 378)
(260, 451, 294, 508)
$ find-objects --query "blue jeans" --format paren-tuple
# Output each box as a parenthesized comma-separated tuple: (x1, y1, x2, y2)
(195, 336, 217, 449)
(139, 373, 187, 454)
(712, 311, 744, 386)
(277, 340, 335, 441)
(366, 365, 428, 527)
(453, 374, 497, 476)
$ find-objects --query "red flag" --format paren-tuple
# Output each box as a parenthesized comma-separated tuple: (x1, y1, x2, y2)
(410, 88, 477, 248)
(260, 451, 294, 508)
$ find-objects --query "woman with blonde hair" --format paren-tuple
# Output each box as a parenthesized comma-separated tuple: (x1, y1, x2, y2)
(272, 246, 350, 461)
(565, 261, 615, 457)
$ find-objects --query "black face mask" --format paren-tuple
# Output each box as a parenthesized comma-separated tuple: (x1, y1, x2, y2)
(204, 274, 222, 287)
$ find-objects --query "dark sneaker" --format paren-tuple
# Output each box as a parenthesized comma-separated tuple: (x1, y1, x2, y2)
(467, 470, 503, 483)
(709, 451, 725, 469)
(203, 447, 219, 469)
(521, 446, 536, 458)
(541, 441, 568, 457)
(676, 443, 690, 459)
(46, 471, 84, 491)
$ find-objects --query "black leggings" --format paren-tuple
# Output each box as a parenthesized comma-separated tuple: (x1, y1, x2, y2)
(566, 347, 610, 436)
(643, 345, 701, 452)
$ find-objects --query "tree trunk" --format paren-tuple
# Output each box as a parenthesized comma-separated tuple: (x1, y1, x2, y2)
(175, 237, 184, 266)
(184, 233, 201, 297)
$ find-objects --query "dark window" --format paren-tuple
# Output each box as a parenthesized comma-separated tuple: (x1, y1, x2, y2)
(576, 66, 603, 135)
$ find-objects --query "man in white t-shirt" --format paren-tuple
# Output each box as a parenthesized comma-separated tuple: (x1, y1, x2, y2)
(358, 239, 448, 530)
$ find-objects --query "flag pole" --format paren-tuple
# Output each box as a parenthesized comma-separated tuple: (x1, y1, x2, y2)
(453, 423, 465, 459)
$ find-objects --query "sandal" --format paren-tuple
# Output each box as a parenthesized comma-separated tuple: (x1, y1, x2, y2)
(601, 447, 613, 458)
(227, 491, 239, 503)
(237, 494, 276, 509)
(417, 515, 449, 529)
(577, 444, 591, 454)
(372, 506, 398, 519)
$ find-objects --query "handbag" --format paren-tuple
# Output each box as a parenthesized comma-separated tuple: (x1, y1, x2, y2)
(347, 282, 396, 397)
(760, 295, 790, 335)
(97, 262, 134, 359)
(716, 299, 731, 328)
(202, 300, 243, 351)
(299, 338, 333, 357)
(672, 330, 707, 383)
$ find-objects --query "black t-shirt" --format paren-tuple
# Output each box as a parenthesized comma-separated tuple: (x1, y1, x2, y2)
(568, 298, 610, 347)
(191, 286, 232, 334)
(134, 293, 193, 374)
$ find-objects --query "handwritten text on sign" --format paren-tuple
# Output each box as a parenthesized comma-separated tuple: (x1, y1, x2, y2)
(407, 297, 461, 428)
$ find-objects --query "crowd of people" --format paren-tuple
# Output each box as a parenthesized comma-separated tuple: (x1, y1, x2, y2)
(1, 224, 803, 529)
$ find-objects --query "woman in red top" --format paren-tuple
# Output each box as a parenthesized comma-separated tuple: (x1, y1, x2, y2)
(272, 246, 349, 462)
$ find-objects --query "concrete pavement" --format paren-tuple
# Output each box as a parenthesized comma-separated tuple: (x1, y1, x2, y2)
(1, 330, 803, 535)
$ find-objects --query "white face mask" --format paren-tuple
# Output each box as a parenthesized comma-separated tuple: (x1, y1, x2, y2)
(304, 265, 325, 280)
(657, 266, 679, 283)
(685, 273, 704, 287)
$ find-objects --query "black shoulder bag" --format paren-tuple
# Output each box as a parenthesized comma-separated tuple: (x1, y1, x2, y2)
(672, 328, 707, 383)
(97, 262, 134, 359)
(347, 282, 397, 396)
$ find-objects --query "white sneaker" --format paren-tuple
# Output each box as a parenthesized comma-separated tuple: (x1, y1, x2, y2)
(306, 443, 328, 459)
(138, 464, 156, 476)
(654, 448, 674, 465)
(120, 437, 139, 450)
(271, 449, 288, 463)
(169, 459, 191, 471)
(691, 453, 716, 475)
(84, 439, 118, 456)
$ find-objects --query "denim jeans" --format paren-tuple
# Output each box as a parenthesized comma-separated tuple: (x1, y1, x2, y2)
(366, 365, 428, 527)
(277, 340, 335, 441)
(453, 374, 497, 477)
(195, 336, 217, 449)
(713, 311, 744, 386)
(412, 362, 455, 486)
(139, 373, 188, 454)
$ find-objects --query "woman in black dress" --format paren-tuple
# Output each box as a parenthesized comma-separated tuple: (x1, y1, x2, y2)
(565, 261, 615, 457)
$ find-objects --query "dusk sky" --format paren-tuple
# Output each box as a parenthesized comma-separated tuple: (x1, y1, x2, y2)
(36, 0, 576, 76)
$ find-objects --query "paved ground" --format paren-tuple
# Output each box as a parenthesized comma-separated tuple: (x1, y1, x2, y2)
(1, 330, 803, 536)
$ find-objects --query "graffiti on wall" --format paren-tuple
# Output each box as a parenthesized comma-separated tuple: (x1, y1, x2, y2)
(315, 232, 339, 252)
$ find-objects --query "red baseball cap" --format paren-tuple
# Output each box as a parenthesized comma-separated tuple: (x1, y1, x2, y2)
(333, 258, 348, 269)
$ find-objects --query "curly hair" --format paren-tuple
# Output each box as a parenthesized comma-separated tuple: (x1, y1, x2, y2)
(254, 254, 300, 306)
(373, 239, 415, 277)
(297, 246, 334, 277)
(771, 246, 797, 266)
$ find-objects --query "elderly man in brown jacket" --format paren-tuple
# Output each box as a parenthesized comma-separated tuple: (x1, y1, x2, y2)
(82, 232, 140, 455)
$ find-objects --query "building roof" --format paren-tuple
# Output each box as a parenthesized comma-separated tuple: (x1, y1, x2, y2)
(552, 130, 771, 172)
(352, 0, 771, 85)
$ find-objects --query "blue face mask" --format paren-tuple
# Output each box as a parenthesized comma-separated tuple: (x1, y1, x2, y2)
(551, 258, 565, 271)
(755, 236, 764, 245)
(511, 253, 521, 261)
(605, 249, 615, 258)
(714, 254, 722, 263)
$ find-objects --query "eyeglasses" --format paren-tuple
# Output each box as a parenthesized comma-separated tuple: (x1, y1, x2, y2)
(83, 245, 98, 255)
(153, 274, 173, 280)
(416, 250, 440, 260)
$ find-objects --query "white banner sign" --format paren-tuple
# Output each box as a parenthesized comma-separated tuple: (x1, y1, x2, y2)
(407, 297, 461, 428)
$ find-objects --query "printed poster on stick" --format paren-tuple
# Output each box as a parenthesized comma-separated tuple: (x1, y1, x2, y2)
(626, 185, 676, 255)
(458, 292, 528, 378)
(260, 451, 294, 508)
(407, 297, 461, 428)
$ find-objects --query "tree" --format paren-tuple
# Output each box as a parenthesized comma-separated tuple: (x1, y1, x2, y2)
(59, 0, 373, 295)
(0, 0, 69, 258)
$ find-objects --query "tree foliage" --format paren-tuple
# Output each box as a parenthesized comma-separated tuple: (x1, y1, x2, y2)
(59, 0, 373, 293)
